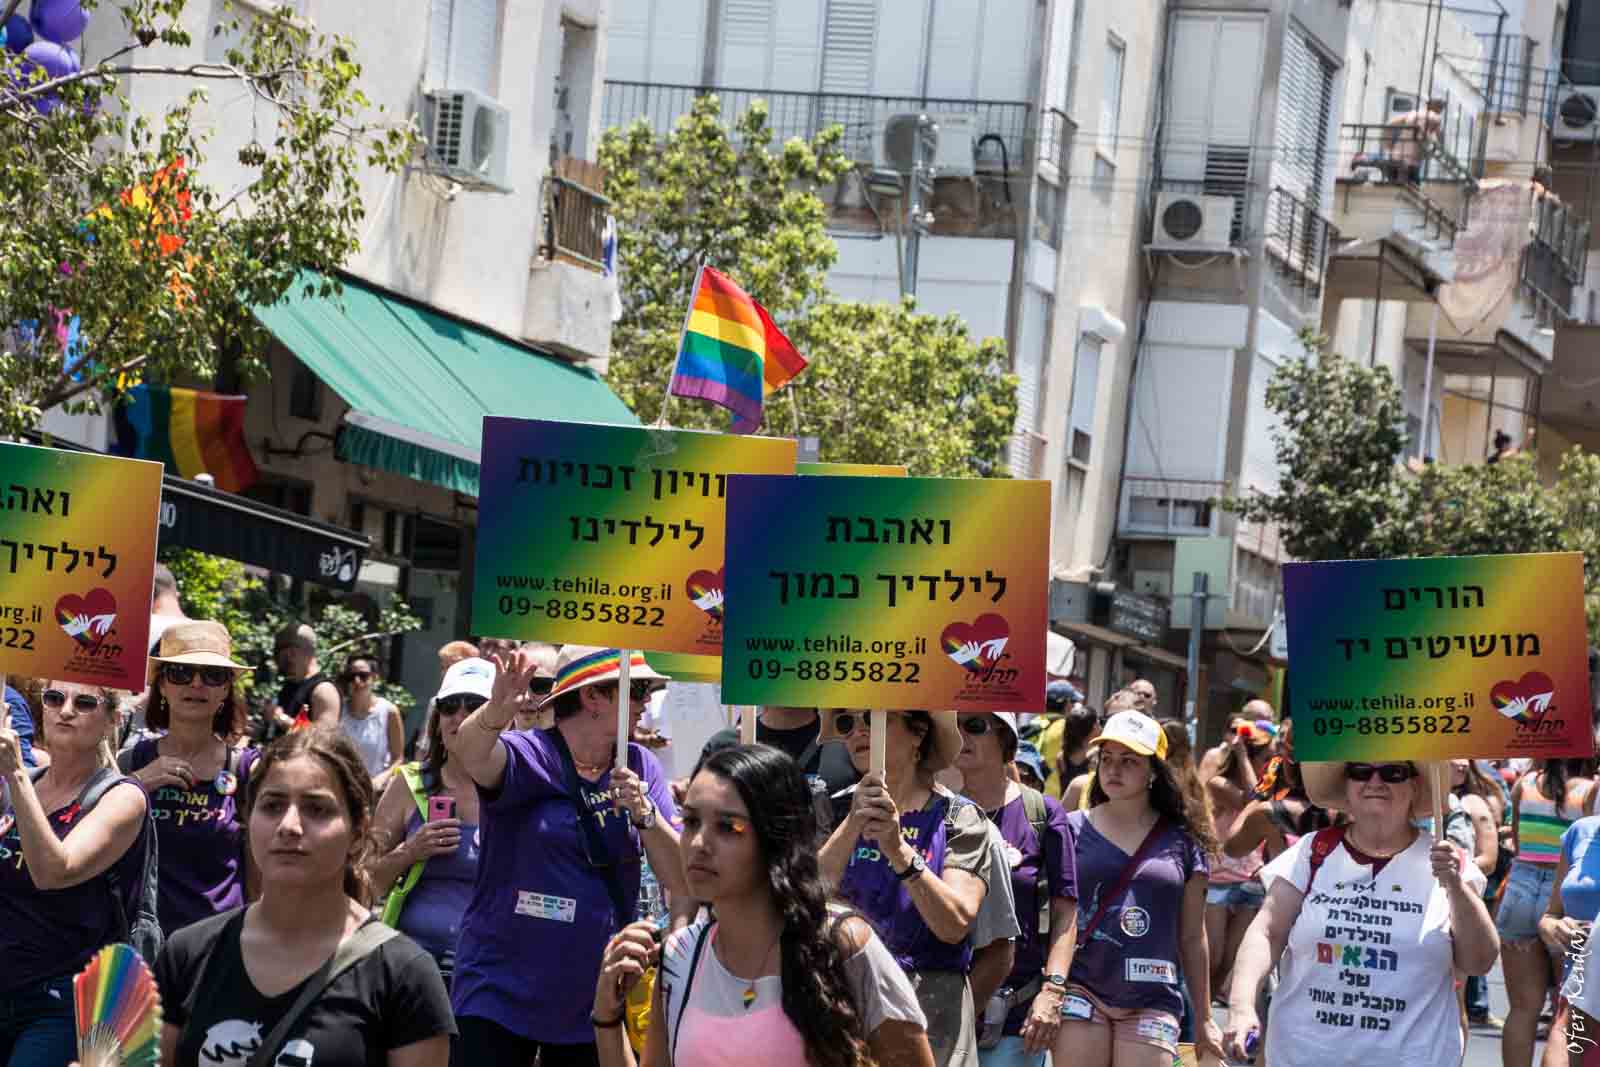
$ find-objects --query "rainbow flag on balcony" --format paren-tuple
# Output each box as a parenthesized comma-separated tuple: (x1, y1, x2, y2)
(668, 266, 807, 432)
(112, 384, 259, 492)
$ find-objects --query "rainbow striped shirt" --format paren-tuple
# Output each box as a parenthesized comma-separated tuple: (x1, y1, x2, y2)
(1518, 792, 1576, 864)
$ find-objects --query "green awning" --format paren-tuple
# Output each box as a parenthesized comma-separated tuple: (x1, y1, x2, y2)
(254, 271, 638, 495)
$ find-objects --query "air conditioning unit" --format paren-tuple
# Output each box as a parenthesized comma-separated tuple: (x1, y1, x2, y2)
(875, 112, 978, 177)
(1148, 192, 1235, 253)
(423, 88, 513, 192)
(1555, 86, 1600, 142)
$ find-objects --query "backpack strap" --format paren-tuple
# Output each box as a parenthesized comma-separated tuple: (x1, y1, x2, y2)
(249, 919, 399, 1067)
(379, 763, 431, 927)
(1019, 785, 1052, 937)
(670, 923, 714, 1065)
(1304, 825, 1347, 894)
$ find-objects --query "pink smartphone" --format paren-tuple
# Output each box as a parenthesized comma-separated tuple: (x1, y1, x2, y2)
(428, 795, 456, 822)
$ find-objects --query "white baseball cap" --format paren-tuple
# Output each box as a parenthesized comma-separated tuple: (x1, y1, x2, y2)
(991, 712, 1019, 744)
(1089, 710, 1168, 760)
(436, 657, 496, 702)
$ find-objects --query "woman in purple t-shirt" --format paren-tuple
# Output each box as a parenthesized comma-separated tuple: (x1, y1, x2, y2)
(0, 679, 150, 1067)
(119, 620, 257, 936)
(1063, 710, 1222, 1067)
(451, 647, 683, 1067)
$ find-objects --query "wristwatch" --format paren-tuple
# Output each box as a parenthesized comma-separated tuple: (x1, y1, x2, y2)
(894, 851, 927, 883)
(631, 797, 658, 830)
(1043, 973, 1068, 991)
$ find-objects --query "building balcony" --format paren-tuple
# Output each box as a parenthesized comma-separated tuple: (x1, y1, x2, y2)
(602, 80, 1031, 239)
(1442, 35, 1562, 168)
(1118, 477, 1228, 539)
(1263, 186, 1338, 296)
(524, 158, 615, 363)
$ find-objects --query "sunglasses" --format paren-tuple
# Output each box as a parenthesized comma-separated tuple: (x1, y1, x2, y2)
(834, 711, 875, 735)
(437, 695, 488, 717)
(161, 663, 235, 687)
(345, 671, 373, 682)
(959, 717, 994, 736)
(604, 681, 657, 703)
(42, 689, 103, 712)
(529, 677, 554, 696)
(1345, 763, 1416, 784)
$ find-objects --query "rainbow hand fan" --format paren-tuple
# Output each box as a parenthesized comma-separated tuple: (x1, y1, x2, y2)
(74, 944, 162, 1067)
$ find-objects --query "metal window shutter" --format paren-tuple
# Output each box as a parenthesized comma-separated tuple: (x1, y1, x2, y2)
(719, 0, 774, 88)
(607, 0, 654, 83)
(1008, 288, 1051, 478)
(1068, 336, 1101, 443)
(976, 0, 1031, 101)
(926, 0, 982, 98)
(1044, 0, 1076, 113)
(772, 0, 825, 93)
(820, 0, 877, 93)
(1273, 28, 1334, 206)
(447, 0, 498, 97)
(1100, 40, 1123, 148)
(427, 0, 453, 88)
(1161, 14, 1264, 185)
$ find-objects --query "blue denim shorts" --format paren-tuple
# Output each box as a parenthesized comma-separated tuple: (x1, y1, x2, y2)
(1206, 881, 1266, 910)
(1497, 859, 1558, 942)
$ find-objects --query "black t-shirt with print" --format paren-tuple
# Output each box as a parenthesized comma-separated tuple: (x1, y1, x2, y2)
(155, 912, 455, 1067)
(703, 717, 859, 797)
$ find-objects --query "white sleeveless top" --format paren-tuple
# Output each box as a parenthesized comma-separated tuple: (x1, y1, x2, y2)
(339, 700, 394, 776)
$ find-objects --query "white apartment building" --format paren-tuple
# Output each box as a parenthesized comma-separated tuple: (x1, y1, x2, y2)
(62, 0, 636, 701)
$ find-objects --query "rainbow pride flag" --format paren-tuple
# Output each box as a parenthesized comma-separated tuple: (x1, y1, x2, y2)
(112, 384, 258, 493)
(668, 266, 807, 431)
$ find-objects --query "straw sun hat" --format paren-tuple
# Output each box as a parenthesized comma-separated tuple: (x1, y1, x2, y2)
(819, 709, 965, 773)
(147, 620, 251, 682)
(1300, 759, 1446, 819)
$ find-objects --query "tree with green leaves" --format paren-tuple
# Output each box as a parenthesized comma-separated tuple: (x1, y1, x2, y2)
(600, 95, 1017, 475)
(0, 0, 415, 437)
(1227, 342, 1600, 634)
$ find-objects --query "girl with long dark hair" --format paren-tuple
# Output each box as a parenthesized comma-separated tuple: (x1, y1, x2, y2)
(1061, 711, 1222, 1067)
(366, 660, 488, 986)
(594, 744, 933, 1067)
(120, 621, 256, 936)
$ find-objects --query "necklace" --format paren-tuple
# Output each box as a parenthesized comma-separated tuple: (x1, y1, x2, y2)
(740, 930, 782, 1010)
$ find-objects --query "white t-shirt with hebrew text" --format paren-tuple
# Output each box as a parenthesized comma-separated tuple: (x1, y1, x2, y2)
(1259, 831, 1486, 1067)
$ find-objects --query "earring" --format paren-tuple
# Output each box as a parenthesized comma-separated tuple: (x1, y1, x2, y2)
(1147, 778, 1154, 790)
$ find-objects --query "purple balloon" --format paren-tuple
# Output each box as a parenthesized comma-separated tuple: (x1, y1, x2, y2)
(30, 0, 88, 45)
(23, 39, 76, 80)
(4, 13, 33, 52)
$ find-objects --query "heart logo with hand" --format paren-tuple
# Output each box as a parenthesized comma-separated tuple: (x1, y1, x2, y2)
(55, 587, 118, 652)
(1491, 671, 1556, 723)
(687, 568, 725, 620)
(940, 614, 1010, 672)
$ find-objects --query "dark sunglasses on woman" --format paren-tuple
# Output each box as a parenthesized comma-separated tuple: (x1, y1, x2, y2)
(42, 689, 103, 712)
(833, 711, 875, 735)
(161, 663, 235, 688)
(958, 717, 994, 736)
(608, 681, 656, 703)
(345, 670, 373, 682)
(437, 695, 488, 717)
(529, 676, 554, 697)
(1345, 762, 1416, 783)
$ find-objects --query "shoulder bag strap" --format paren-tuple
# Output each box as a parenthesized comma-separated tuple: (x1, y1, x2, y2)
(1079, 818, 1168, 943)
(249, 920, 400, 1067)
(1304, 825, 1348, 894)
(1019, 785, 1052, 934)
(379, 764, 432, 925)
(670, 923, 714, 1065)
(549, 728, 632, 930)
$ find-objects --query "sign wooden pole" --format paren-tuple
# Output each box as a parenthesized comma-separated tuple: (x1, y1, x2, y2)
(1430, 762, 1446, 843)
(871, 710, 887, 777)
(615, 651, 632, 770)
(740, 707, 757, 744)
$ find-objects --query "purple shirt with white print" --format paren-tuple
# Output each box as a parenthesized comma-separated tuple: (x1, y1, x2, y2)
(1065, 810, 1207, 1018)
(451, 727, 676, 1044)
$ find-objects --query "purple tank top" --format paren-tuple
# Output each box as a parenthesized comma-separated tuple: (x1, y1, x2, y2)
(126, 738, 256, 934)
(0, 776, 149, 994)
(397, 809, 481, 966)
(839, 792, 972, 974)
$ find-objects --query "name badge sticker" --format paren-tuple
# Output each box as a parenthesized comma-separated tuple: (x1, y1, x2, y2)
(1061, 994, 1093, 1021)
(1125, 958, 1178, 984)
(515, 890, 577, 923)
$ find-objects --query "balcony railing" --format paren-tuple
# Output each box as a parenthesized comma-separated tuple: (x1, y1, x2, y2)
(1445, 35, 1563, 120)
(538, 161, 610, 272)
(603, 80, 1031, 172)
(1523, 193, 1591, 316)
(1264, 186, 1337, 294)
(1119, 477, 1229, 538)
(1341, 122, 1474, 188)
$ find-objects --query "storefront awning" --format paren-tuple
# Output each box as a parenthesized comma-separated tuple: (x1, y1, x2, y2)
(254, 272, 639, 496)
(160, 476, 369, 590)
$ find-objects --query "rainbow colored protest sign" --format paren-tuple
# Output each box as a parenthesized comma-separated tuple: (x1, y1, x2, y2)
(1284, 553, 1593, 761)
(472, 418, 796, 652)
(720, 475, 1050, 710)
(0, 443, 163, 691)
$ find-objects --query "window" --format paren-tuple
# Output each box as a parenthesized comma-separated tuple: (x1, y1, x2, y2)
(1067, 335, 1102, 464)
(1273, 26, 1336, 209)
(288, 362, 322, 421)
(427, 0, 500, 97)
(1100, 34, 1125, 158)
(1040, 0, 1078, 165)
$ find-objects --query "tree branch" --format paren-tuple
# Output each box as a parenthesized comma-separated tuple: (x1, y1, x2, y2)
(38, 354, 147, 412)
(10, 61, 302, 103)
